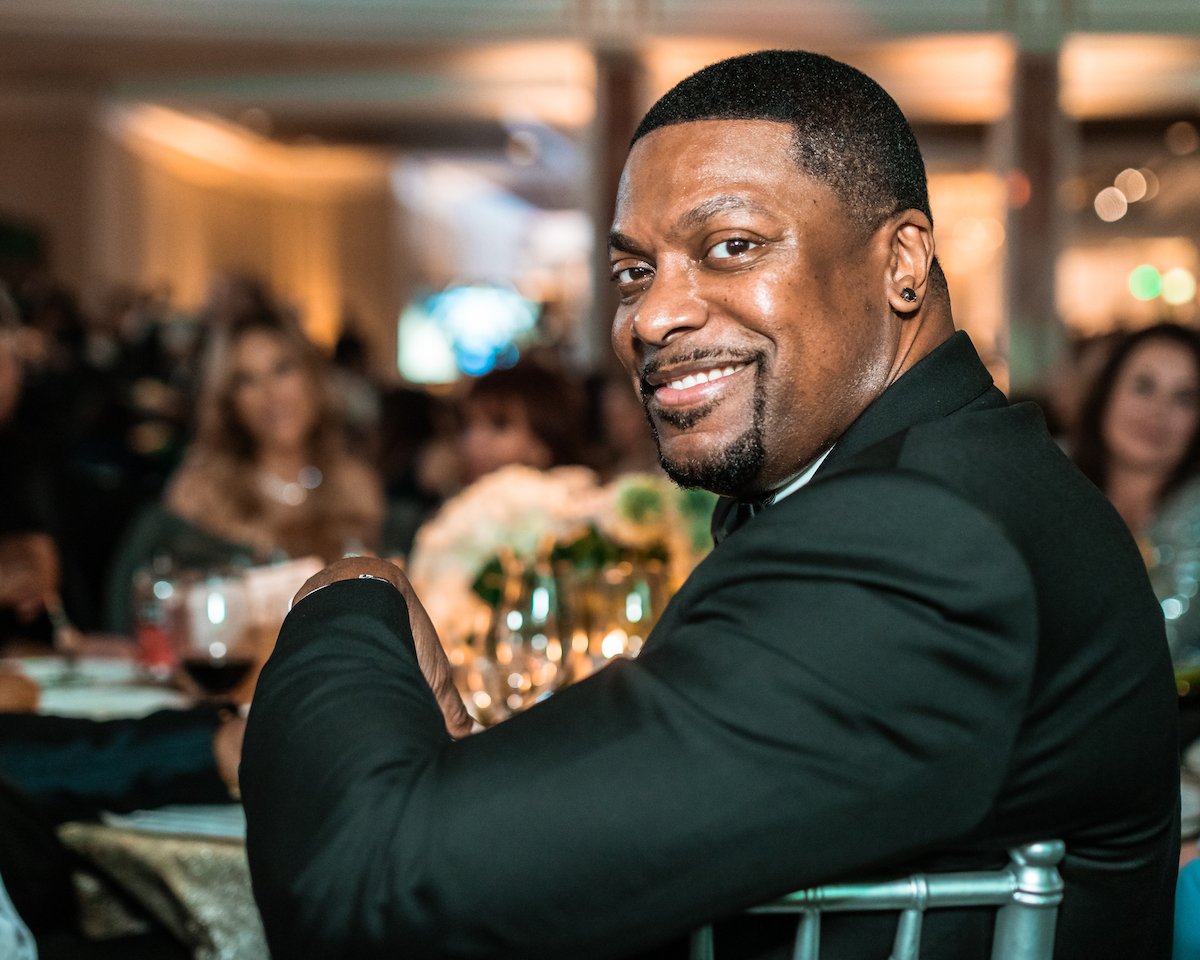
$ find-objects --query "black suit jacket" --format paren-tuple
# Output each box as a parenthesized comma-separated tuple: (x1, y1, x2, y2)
(242, 332, 1179, 959)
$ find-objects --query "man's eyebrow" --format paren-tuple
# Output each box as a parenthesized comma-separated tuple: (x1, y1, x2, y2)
(678, 194, 762, 231)
(607, 230, 651, 259)
(608, 195, 765, 258)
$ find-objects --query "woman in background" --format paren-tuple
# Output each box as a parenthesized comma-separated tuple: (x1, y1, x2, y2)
(458, 359, 589, 484)
(1070, 324, 1200, 960)
(1072, 322, 1200, 541)
(106, 308, 383, 633)
(1073, 323, 1200, 663)
(1072, 324, 1200, 659)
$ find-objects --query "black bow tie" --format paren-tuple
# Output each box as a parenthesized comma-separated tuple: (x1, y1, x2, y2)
(710, 495, 769, 545)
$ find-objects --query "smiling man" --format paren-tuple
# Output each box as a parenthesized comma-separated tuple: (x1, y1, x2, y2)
(242, 51, 1179, 960)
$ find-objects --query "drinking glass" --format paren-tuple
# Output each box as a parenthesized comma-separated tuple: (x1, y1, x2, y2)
(460, 549, 565, 725)
(586, 556, 669, 670)
(174, 569, 254, 700)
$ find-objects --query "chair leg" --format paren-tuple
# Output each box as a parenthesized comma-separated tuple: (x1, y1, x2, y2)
(689, 924, 714, 960)
(791, 909, 820, 960)
(889, 907, 923, 960)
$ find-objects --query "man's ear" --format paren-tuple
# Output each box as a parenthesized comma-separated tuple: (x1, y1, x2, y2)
(885, 211, 935, 315)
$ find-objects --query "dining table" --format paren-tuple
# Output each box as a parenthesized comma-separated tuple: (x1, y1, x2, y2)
(7, 645, 268, 960)
(58, 808, 264, 960)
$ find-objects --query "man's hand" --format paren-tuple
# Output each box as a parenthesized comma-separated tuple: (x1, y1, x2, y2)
(0, 532, 58, 621)
(293, 557, 473, 739)
(214, 711, 247, 797)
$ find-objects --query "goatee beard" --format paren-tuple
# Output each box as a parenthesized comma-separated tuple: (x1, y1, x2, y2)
(641, 364, 767, 497)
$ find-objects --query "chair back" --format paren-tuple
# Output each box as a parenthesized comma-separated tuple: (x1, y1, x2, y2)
(690, 840, 1065, 960)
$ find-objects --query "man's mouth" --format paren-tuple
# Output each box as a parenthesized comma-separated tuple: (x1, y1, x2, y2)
(663, 364, 745, 392)
(647, 360, 752, 410)
(637, 354, 759, 432)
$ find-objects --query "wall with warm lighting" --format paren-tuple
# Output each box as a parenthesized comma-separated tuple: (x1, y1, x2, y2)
(0, 92, 95, 291)
(91, 103, 404, 363)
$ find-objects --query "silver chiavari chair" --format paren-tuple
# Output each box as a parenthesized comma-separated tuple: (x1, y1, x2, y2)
(690, 840, 1065, 960)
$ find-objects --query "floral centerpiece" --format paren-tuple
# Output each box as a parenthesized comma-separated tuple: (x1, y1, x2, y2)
(407, 464, 717, 650)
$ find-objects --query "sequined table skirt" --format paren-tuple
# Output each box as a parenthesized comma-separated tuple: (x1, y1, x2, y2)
(58, 819, 268, 960)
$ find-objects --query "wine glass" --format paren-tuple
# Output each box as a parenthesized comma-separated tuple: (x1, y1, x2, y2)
(461, 549, 565, 725)
(175, 570, 254, 701)
(586, 556, 669, 670)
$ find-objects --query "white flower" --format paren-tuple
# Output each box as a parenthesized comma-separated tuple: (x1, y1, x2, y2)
(409, 465, 601, 639)
(408, 464, 716, 644)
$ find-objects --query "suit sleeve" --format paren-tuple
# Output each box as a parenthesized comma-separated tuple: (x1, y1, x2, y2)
(0, 707, 228, 824)
(240, 470, 1039, 960)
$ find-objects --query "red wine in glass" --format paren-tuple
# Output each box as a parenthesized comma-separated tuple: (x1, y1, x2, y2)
(180, 656, 255, 697)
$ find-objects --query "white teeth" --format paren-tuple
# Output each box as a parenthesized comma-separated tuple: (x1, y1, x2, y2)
(665, 364, 743, 391)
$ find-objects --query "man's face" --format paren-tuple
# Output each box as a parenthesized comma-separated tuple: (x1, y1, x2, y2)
(609, 119, 902, 498)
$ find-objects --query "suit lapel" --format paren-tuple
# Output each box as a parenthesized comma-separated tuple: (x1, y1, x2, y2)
(817, 331, 1002, 477)
(709, 332, 1001, 542)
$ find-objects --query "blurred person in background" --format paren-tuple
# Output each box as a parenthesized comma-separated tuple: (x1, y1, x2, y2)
(1072, 321, 1200, 540)
(0, 701, 245, 960)
(0, 284, 61, 649)
(458, 358, 589, 485)
(0, 286, 249, 960)
(106, 306, 384, 634)
(1071, 324, 1200, 670)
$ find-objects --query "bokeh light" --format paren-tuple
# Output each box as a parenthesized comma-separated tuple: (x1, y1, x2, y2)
(1166, 121, 1200, 156)
(1094, 186, 1128, 222)
(1128, 264, 1163, 301)
(1162, 268, 1197, 306)
(1114, 168, 1147, 202)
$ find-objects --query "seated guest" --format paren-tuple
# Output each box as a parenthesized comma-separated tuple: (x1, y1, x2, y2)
(1070, 323, 1200, 667)
(241, 51, 1177, 959)
(0, 287, 64, 649)
(0, 705, 244, 960)
(106, 307, 384, 633)
(1, 283, 247, 959)
(457, 358, 589, 484)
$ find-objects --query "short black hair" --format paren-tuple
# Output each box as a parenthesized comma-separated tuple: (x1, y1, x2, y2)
(633, 49, 932, 232)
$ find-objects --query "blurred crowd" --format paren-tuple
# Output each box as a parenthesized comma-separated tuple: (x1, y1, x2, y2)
(0, 270, 659, 646)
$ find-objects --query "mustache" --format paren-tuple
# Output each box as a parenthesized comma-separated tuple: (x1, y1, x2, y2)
(637, 347, 763, 395)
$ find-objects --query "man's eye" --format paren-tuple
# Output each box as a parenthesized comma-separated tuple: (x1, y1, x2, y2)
(708, 238, 759, 260)
(612, 264, 653, 285)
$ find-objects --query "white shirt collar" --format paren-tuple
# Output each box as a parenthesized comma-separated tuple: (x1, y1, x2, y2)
(765, 445, 834, 506)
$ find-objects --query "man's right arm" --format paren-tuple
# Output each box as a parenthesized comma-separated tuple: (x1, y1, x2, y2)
(241, 472, 1039, 960)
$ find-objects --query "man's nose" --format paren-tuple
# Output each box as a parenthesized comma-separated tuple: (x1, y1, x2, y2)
(631, 265, 707, 346)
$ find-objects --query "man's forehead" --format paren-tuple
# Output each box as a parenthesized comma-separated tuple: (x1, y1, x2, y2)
(611, 131, 840, 250)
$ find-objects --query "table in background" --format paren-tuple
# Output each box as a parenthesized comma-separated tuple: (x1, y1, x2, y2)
(2, 648, 266, 959)
(5, 640, 188, 720)
(59, 807, 266, 960)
